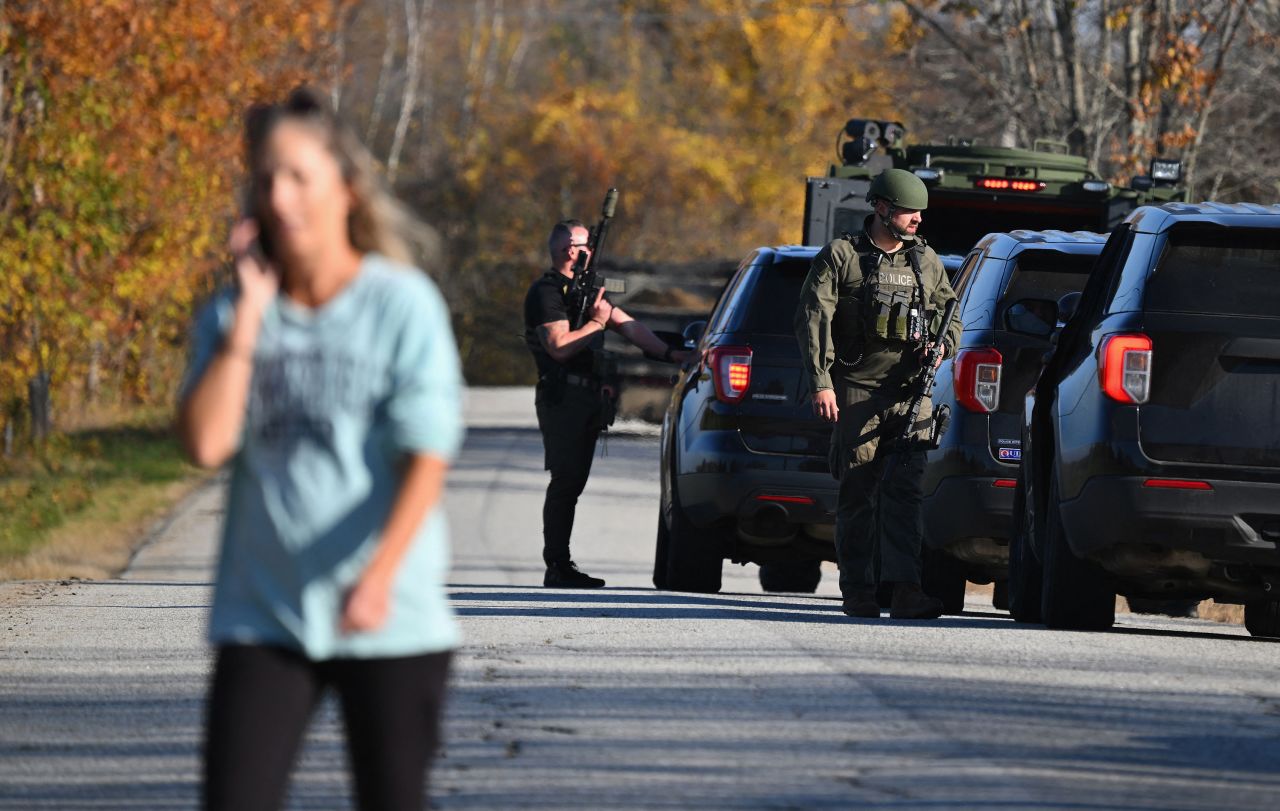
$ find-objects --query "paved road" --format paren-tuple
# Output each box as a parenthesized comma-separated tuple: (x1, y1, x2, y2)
(2, 387, 1279, 810)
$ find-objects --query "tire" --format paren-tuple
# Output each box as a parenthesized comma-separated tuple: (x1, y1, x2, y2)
(992, 580, 1009, 612)
(758, 559, 822, 593)
(1244, 601, 1280, 638)
(652, 514, 670, 589)
(663, 471, 723, 594)
(1007, 475, 1043, 623)
(1040, 474, 1115, 631)
(921, 547, 967, 614)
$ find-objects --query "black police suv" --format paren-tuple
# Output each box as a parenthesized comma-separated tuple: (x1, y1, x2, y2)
(1009, 202, 1280, 636)
(655, 246, 838, 593)
(921, 230, 1107, 613)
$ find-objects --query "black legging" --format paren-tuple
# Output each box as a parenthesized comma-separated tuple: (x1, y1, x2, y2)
(203, 645, 452, 811)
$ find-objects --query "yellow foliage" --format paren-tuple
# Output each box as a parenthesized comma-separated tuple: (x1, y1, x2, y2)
(0, 0, 338, 430)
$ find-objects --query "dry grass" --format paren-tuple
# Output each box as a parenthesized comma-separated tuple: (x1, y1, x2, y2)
(0, 420, 206, 583)
(1193, 600, 1246, 625)
(966, 582, 1244, 626)
(0, 475, 205, 582)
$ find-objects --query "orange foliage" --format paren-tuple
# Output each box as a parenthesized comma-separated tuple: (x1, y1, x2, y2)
(0, 1, 343, 432)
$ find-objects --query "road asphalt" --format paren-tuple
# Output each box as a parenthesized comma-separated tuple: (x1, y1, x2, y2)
(2, 386, 1278, 810)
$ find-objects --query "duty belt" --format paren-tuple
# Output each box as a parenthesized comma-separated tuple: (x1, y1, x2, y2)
(563, 373, 598, 389)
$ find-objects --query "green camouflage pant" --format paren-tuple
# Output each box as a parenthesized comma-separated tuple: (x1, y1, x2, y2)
(829, 382, 932, 595)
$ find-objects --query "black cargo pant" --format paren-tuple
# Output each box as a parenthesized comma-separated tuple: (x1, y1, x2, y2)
(535, 380, 606, 567)
(830, 381, 932, 597)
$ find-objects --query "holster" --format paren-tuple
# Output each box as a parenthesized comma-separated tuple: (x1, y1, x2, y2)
(929, 404, 951, 450)
(536, 369, 568, 406)
(600, 390, 618, 429)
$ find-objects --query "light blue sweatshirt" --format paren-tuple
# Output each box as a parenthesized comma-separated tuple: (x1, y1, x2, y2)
(183, 254, 464, 659)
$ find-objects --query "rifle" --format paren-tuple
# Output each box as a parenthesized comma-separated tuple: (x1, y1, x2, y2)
(882, 298, 957, 479)
(568, 188, 626, 330)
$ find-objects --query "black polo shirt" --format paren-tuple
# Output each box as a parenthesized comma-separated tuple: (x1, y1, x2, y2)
(523, 271, 596, 379)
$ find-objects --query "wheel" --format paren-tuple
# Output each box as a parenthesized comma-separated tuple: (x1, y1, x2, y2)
(759, 559, 822, 593)
(652, 513, 670, 589)
(1244, 601, 1280, 638)
(1040, 474, 1115, 631)
(992, 580, 1009, 611)
(1007, 475, 1043, 623)
(921, 547, 967, 614)
(662, 469, 723, 593)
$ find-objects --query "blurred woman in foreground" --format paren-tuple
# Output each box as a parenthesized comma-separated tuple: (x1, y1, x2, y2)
(178, 86, 463, 811)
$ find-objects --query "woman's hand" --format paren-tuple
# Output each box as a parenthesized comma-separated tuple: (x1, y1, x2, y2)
(339, 571, 393, 634)
(229, 218, 279, 313)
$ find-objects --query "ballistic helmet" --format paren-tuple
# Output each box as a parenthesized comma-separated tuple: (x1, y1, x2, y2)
(866, 168, 929, 211)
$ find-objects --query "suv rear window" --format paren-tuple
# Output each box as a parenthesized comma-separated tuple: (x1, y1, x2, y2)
(1145, 225, 1280, 317)
(733, 258, 812, 335)
(1002, 249, 1096, 305)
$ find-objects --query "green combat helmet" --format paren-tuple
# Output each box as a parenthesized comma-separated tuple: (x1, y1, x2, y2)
(867, 168, 929, 211)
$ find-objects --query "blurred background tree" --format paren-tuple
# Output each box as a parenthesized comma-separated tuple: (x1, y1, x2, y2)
(0, 0, 342, 448)
(1, 0, 1276, 441)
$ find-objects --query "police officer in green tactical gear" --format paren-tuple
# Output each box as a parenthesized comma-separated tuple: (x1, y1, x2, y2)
(795, 168, 961, 619)
(525, 219, 688, 589)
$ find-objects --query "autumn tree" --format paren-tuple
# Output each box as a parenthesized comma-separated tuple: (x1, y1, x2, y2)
(0, 1, 341, 446)
(330, 0, 904, 381)
(891, 0, 1261, 197)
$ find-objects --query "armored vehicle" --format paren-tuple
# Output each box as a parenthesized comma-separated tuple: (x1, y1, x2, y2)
(803, 118, 1186, 259)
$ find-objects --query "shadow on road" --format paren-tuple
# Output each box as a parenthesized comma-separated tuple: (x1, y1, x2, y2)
(448, 586, 1024, 629)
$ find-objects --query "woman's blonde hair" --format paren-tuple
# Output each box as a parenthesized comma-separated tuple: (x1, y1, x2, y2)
(243, 86, 433, 266)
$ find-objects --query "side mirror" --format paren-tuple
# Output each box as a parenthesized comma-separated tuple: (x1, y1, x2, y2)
(1004, 298, 1057, 338)
(1056, 292, 1082, 327)
(682, 320, 707, 348)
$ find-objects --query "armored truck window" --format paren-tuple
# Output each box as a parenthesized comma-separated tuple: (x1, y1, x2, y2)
(1145, 226, 1280, 317)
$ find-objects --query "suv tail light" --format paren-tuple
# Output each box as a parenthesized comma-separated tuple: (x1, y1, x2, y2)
(1099, 334, 1152, 404)
(707, 346, 752, 404)
(954, 348, 1002, 412)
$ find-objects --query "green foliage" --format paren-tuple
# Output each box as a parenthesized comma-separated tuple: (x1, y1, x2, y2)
(0, 422, 191, 563)
(0, 0, 342, 439)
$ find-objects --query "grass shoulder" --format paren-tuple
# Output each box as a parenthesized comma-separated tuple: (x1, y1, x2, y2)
(0, 417, 208, 582)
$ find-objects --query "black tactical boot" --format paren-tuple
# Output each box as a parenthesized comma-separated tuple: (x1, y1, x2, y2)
(842, 589, 881, 618)
(544, 561, 605, 589)
(889, 581, 944, 620)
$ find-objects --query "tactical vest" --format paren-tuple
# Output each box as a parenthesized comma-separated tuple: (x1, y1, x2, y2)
(833, 236, 928, 368)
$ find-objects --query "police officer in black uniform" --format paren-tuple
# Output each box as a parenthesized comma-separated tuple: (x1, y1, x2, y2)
(524, 219, 687, 588)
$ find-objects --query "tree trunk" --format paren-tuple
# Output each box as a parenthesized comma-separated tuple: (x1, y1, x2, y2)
(28, 371, 50, 443)
(1053, 0, 1088, 154)
(365, 0, 398, 145)
(85, 339, 101, 404)
(387, 0, 427, 183)
(1124, 2, 1147, 169)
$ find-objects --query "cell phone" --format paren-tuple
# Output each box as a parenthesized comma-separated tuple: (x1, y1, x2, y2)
(254, 227, 277, 262)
